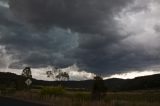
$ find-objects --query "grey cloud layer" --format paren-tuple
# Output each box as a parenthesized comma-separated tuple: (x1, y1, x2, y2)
(9, 0, 132, 34)
(0, 0, 160, 75)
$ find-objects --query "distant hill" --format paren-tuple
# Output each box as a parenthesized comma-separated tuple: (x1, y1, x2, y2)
(104, 74, 160, 91)
(0, 72, 160, 91)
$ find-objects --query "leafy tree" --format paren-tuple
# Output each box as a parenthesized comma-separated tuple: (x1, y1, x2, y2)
(92, 75, 107, 100)
(46, 71, 53, 78)
(46, 67, 69, 81)
(56, 72, 69, 81)
(20, 67, 32, 90)
(22, 67, 32, 78)
(46, 67, 59, 79)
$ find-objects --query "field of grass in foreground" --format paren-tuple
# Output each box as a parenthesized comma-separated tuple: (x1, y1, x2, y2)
(3, 88, 159, 106)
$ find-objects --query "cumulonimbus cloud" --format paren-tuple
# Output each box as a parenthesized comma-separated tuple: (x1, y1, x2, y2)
(0, 0, 160, 77)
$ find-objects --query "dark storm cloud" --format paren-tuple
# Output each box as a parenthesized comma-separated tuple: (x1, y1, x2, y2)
(7, 0, 133, 72)
(1, 0, 160, 76)
(0, 24, 78, 68)
(0, 3, 78, 68)
(9, 0, 132, 34)
(0, 6, 15, 26)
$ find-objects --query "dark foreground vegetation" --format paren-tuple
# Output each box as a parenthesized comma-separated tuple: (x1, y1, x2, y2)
(0, 96, 47, 106)
(0, 72, 160, 106)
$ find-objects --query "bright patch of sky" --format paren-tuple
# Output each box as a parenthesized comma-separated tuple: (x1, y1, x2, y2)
(0, 64, 95, 81)
(104, 70, 160, 79)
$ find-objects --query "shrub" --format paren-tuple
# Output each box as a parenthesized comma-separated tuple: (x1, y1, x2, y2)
(40, 86, 66, 97)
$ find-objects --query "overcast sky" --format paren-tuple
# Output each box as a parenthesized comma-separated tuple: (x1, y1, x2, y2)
(1, 0, 160, 80)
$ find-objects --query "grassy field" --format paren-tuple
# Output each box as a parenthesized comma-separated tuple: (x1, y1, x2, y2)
(2, 88, 159, 106)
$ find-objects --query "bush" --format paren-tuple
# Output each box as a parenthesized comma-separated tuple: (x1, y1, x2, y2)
(40, 86, 66, 97)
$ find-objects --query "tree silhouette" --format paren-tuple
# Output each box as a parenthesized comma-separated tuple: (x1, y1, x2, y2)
(46, 71, 53, 78)
(92, 75, 107, 100)
(46, 67, 69, 81)
(56, 72, 69, 81)
(46, 67, 58, 79)
(22, 67, 32, 78)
